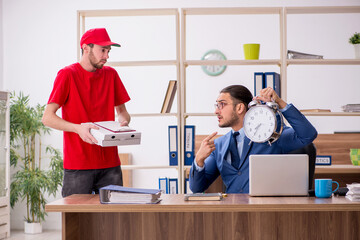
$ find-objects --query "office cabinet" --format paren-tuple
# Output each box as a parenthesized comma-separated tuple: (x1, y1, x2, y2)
(0, 92, 10, 239)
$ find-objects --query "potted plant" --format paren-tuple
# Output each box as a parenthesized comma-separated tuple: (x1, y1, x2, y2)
(9, 92, 63, 234)
(349, 32, 360, 59)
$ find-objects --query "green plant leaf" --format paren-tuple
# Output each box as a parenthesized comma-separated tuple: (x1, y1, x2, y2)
(349, 32, 360, 44)
(10, 92, 64, 223)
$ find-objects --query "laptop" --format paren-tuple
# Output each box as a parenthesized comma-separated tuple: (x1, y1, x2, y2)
(249, 154, 309, 196)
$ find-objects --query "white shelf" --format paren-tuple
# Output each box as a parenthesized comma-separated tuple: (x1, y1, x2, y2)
(107, 60, 178, 67)
(78, 8, 179, 17)
(301, 112, 360, 117)
(185, 59, 281, 67)
(287, 59, 360, 65)
(121, 165, 178, 170)
(185, 113, 215, 117)
(183, 7, 282, 15)
(286, 6, 360, 14)
(130, 113, 178, 117)
(185, 112, 360, 117)
(315, 164, 360, 174)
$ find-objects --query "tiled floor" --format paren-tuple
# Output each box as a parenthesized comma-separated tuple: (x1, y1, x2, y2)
(6, 230, 61, 240)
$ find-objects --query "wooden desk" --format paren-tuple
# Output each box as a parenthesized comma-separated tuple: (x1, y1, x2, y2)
(46, 194, 360, 240)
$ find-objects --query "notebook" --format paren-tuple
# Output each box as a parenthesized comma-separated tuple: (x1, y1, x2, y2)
(249, 154, 309, 196)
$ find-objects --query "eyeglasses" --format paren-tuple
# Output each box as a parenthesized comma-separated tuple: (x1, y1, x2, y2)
(214, 101, 243, 110)
(214, 102, 229, 110)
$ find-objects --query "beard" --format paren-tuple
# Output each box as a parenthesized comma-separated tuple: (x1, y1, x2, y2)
(89, 49, 106, 69)
(218, 111, 240, 128)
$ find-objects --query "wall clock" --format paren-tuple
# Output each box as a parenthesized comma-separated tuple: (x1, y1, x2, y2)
(201, 49, 227, 76)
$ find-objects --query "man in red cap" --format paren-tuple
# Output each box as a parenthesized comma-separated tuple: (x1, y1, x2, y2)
(42, 28, 130, 197)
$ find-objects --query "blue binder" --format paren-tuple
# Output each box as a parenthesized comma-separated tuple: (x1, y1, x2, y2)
(168, 178, 178, 194)
(158, 177, 169, 194)
(168, 125, 178, 166)
(184, 125, 195, 165)
(264, 72, 281, 97)
(185, 178, 192, 194)
(254, 72, 265, 96)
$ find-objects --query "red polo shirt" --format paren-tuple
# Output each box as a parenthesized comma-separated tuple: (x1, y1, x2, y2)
(48, 63, 130, 169)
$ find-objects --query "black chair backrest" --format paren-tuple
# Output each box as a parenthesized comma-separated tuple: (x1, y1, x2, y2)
(289, 143, 317, 190)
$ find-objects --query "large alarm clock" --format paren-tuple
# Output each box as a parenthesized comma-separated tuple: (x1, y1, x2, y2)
(243, 100, 284, 144)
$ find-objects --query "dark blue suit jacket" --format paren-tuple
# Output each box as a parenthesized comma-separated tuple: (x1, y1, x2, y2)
(189, 104, 318, 194)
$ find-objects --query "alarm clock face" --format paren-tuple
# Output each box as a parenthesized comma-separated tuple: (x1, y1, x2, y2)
(244, 105, 277, 143)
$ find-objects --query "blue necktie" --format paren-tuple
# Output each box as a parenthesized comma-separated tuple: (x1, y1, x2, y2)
(230, 131, 240, 169)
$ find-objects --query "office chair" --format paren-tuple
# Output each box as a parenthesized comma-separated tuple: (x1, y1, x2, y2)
(289, 143, 317, 190)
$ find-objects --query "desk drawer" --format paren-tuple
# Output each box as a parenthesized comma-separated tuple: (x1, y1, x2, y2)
(0, 213, 9, 240)
(0, 214, 8, 226)
(0, 206, 8, 218)
(0, 224, 9, 239)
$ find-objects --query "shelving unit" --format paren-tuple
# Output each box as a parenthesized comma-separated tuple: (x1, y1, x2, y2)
(284, 6, 360, 116)
(180, 7, 284, 192)
(284, 7, 360, 178)
(180, 6, 360, 190)
(181, 6, 360, 114)
(77, 6, 359, 194)
(77, 9, 183, 191)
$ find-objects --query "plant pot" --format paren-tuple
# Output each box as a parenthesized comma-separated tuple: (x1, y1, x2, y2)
(24, 221, 42, 234)
(354, 44, 360, 59)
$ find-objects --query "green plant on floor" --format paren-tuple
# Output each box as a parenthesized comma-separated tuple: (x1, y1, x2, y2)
(349, 32, 360, 44)
(10, 92, 63, 223)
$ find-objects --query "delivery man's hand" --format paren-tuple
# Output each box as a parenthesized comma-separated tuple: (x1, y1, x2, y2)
(78, 123, 99, 144)
(119, 120, 129, 127)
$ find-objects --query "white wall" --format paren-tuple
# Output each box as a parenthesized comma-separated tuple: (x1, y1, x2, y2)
(2, 0, 360, 230)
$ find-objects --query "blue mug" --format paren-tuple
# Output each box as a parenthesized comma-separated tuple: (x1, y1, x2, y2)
(315, 179, 339, 198)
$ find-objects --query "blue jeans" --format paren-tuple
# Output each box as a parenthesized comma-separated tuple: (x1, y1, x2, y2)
(62, 166, 123, 197)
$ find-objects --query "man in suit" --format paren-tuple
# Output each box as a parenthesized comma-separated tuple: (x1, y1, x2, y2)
(189, 85, 317, 193)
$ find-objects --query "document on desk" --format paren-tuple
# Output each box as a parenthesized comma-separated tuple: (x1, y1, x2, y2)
(184, 193, 223, 201)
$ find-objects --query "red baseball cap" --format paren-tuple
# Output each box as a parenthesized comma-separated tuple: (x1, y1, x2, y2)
(80, 28, 121, 48)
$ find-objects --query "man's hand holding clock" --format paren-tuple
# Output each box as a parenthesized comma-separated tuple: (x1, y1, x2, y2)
(254, 87, 287, 109)
(254, 87, 286, 109)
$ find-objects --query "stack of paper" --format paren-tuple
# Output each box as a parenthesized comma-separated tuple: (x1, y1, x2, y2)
(345, 183, 360, 201)
(287, 50, 323, 59)
(99, 185, 161, 204)
(341, 104, 360, 112)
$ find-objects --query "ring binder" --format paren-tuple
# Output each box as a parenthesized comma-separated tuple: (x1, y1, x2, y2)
(184, 125, 195, 165)
(168, 125, 178, 166)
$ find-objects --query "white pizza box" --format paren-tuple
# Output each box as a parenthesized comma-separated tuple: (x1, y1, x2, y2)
(88, 121, 141, 147)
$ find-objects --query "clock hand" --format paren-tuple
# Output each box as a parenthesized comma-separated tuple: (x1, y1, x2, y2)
(254, 123, 262, 136)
